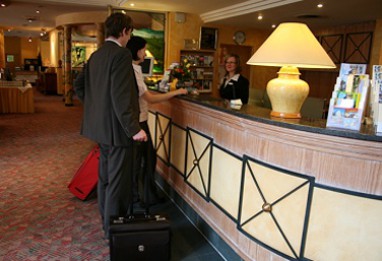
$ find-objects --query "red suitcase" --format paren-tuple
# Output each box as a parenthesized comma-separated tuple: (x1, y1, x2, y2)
(68, 145, 99, 200)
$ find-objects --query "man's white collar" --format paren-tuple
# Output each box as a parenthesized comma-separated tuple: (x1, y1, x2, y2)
(106, 37, 122, 47)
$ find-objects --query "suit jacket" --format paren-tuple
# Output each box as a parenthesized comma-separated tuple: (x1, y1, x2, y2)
(219, 74, 249, 104)
(74, 41, 140, 146)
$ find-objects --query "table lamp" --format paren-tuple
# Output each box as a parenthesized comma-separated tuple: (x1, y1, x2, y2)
(247, 22, 336, 118)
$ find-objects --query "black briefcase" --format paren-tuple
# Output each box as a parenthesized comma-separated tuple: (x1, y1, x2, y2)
(109, 143, 170, 261)
(109, 213, 171, 261)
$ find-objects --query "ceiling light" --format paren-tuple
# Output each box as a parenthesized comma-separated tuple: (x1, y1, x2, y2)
(130, 3, 135, 7)
(0, 0, 9, 8)
(258, 15, 263, 20)
(28, 37, 32, 43)
(36, 10, 40, 14)
(27, 17, 36, 23)
(317, 3, 323, 8)
(40, 28, 46, 37)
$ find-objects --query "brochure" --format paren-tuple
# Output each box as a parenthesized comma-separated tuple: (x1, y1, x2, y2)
(326, 73, 369, 131)
(371, 65, 382, 132)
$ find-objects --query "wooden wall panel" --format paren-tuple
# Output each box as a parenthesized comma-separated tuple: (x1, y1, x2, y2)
(344, 32, 373, 63)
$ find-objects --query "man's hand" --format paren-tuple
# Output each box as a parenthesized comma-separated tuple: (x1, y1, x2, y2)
(133, 129, 147, 142)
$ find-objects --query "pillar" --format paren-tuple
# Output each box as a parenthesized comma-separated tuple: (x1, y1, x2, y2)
(96, 23, 105, 47)
(370, 19, 382, 65)
(63, 25, 73, 106)
(0, 29, 5, 69)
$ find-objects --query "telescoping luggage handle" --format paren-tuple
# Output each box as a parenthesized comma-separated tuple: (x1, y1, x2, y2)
(127, 142, 151, 219)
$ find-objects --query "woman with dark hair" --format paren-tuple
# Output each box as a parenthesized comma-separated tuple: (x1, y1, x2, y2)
(126, 36, 187, 205)
(219, 53, 249, 104)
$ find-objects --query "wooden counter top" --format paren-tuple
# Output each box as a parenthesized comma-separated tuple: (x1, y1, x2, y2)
(178, 93, 381, 142)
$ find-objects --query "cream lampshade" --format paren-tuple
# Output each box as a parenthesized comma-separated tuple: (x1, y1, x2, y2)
(247, 22, 336, 118)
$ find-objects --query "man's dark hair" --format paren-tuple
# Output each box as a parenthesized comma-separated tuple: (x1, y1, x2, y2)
(104, 12, 133, 38)
(126, 36, 147, 61)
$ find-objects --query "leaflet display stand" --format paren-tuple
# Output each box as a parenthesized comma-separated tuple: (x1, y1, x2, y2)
(326, 63, 369, 131)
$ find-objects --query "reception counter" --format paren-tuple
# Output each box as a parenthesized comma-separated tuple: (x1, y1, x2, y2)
(0, 84, 34, 113)
(148, 93, 381, 261)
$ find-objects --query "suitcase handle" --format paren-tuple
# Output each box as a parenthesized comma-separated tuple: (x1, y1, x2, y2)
(128, 141, 150, 217)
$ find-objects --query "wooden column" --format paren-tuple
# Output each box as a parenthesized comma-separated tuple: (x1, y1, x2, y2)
(96, 23, 105, 47)
(63, 25, 73, 106)
(0, 29, 5, 69)
(370, 18, 382, 65)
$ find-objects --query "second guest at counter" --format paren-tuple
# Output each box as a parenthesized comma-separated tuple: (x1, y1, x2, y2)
(219, 54, 249, 105)
(126, 36, 187, 205)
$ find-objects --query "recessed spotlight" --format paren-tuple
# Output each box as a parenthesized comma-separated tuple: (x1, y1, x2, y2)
(130, 3, 135, 7)
(317, 3, 323, 8)
(0, 0, 8, 8)
(272, 24, 276, 28)
(36, 10, 40, 13)
(258, 15, 263, 20)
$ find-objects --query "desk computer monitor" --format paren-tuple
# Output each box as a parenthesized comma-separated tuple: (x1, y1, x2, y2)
(140, 57, 154, 77)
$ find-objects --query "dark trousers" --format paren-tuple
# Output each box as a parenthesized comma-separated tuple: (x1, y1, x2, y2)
(134, 121, 161, 205)
(98, 143, 134, 236)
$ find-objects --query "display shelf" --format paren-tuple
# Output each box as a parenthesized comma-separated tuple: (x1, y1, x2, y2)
(180, 49, 215, 93)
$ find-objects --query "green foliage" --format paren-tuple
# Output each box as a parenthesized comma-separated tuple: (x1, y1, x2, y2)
(133, 28, 164, 74)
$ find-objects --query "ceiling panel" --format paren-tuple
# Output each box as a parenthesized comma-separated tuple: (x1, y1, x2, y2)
(0, 0, 381, 37)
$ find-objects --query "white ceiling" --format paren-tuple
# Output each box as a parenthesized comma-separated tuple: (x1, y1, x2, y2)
(1, 0, 382, 37)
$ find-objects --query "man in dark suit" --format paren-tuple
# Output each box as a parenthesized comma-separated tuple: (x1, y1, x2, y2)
(75, 12, 147, 237)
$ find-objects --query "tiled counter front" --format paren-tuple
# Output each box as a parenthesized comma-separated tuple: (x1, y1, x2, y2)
(148, 96, 382, 261)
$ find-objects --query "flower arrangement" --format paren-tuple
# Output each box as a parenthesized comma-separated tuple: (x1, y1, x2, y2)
(171, 59, 192, 82)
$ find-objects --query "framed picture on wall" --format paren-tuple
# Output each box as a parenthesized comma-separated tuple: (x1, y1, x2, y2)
(200, 27, 218, 50)
(6, 55, 14, 63)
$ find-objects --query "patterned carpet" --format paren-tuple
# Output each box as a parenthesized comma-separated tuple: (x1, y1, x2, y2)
(0, 89, 227, 261)
(0, 90, 108, 260)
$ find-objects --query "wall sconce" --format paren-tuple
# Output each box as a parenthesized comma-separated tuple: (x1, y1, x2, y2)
(247, 22, 336, 119)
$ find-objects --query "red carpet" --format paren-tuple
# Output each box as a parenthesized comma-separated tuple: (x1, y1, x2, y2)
(0, 90, 109, 260)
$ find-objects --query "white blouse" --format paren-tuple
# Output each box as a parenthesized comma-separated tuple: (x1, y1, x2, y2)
(132, 63, 148, 122)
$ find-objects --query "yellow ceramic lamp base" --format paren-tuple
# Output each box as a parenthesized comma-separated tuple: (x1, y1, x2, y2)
(267, 66, 309, 119)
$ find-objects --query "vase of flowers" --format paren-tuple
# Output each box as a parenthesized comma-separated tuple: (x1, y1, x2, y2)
(171, 58, 192, 88)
